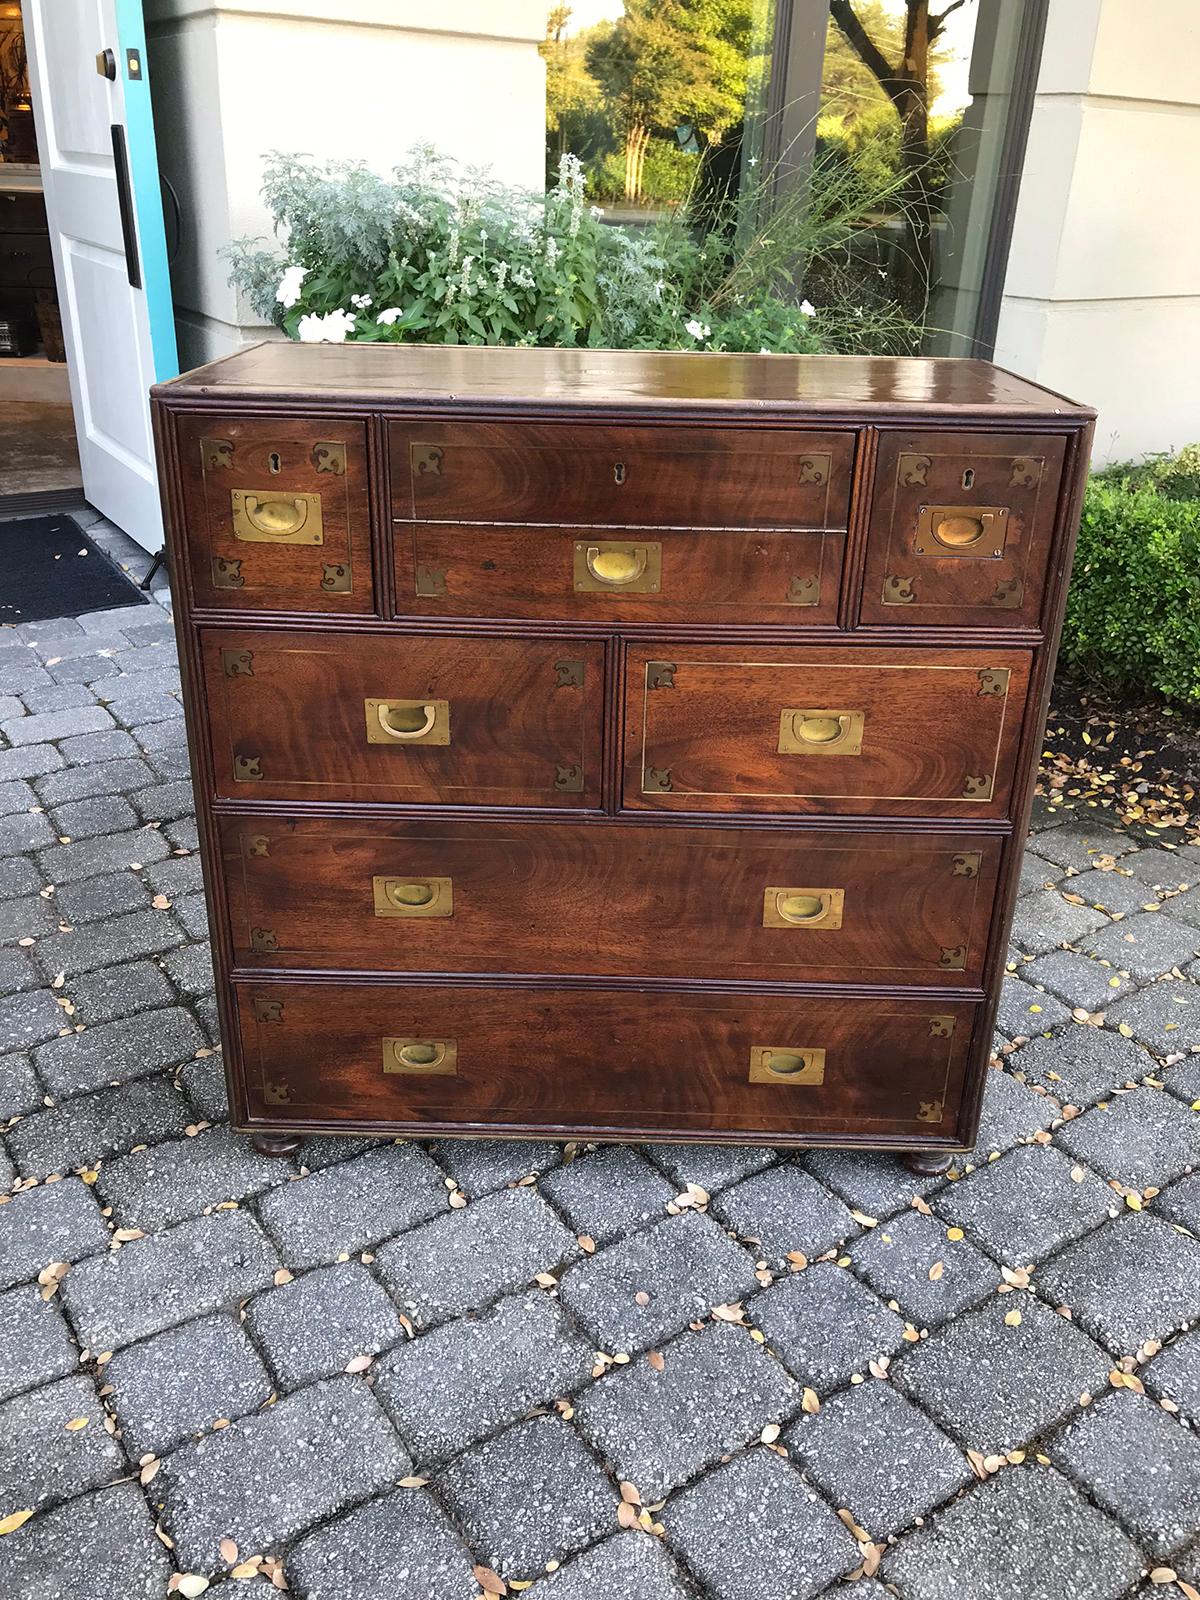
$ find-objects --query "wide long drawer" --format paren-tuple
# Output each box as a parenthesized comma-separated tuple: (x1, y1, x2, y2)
(219, 816, 1002, 985)
(390, 420, 854, 529)
(201, 628, 605, 808)
(234, 981, 975, 1142)
(623, 644, 1031, 819)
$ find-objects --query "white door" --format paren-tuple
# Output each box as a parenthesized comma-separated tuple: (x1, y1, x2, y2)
(22, 0, 172, 551)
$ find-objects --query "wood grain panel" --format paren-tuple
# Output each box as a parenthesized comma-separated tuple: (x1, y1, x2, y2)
(235, 980, 975, 1142)
(623, 644, 1031, 818)
(393, 522, 843, 624)
(202, 628, 605, 808)
(860, 431, 1067, 627)
(219, 815, 1001, 983)
(390, 421, 854, 529)
(176, 414, 374, 614)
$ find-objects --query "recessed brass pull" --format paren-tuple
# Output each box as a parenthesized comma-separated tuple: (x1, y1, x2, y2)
(749, 1046, 826, 1085)
(372, 875, 453, 918)
(763, 887, 844, 929)
(364, 698, 450, 745)
(914, 504, 1009, 559)
(231, 489, 324, 545)
(573, 540, 661, 594)
(778, 708, 864, 756)
(382, 1037, 457, 1075)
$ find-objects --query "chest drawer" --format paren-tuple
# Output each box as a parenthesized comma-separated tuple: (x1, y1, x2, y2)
(394, 522, 842, 625)
(390, 421, 854, 529)
(176, 414, 374, 614)
(623, 644, 1031, 818)
(235, 980, 974, 1142)
(202, 629, 604, 809)
(219, 816, 1001, 984)
(859, 431, 1067, 627)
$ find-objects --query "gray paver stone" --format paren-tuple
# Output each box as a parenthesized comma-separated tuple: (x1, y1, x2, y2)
(287, 1487, 479, 1600)
(60, 1208, 279, 1349)
(55, 870, 150, 925)
(0, 945, 38, 992)
(1165, 1057, 1200, 1105)
(373, 1290, 594, 1464)
(162, 940, 214, 996)
(1122, 848, 1196, 890)
(0, 808, 56, 854)
(246, 1260, 404, 1388)
(158, 1376, 410, 1574)
(1159, 1172, 1200, 1232)
(1009, 1025, 1154, 1106)
(1009, 891, 1108, 955)
(180, 1056, 229, 1122)
(376, 1184, 577, 1329)
(96, 1124, 290, 1230)
(665, 1447, 858, 1600)
(33, 756, 153, 806)
(1054, 1086, 1200, 1189)
(1081, 912, 1200, 980)
(936, 1143, 1116, 1266)
(525, 1532, 692, 1598)
(1036, 1212, 1200, 1350)
(538, 1144, 675, 1243)
(0, 778, 37, 815)
(428, 1135, 562, 1195)
(7, 1073, 192, 1176)
(436, 1415, 617, 1580)
(144, 852, 204, 898)
(882, 1463, 1143, 1600)
(849, 1208, 998, 1325)
(790, 1378, 972, 1537)
(105, 1313, 272, 1458)
(36, 826, 169, 884)
(0, 889, 58, 943)
(257, 1141, 448, 1267)
(1018, 851, 1064, 895)
(58, 729, 140, 764)
(0, 1284, 78, 1403)
(0, 743, 62, 781)
(643, 1141, 776, 1193)
(0, 987, 66, 1051)
(751, 1262, 907, 1389)
(0, 1370, 124, 1510)
(1049, 1391, 1200, 1558)
(971, 1065, 1058, 1154)
(574, 1320, 799, 1500)
(1145, 1328, 1200, 1419)
(1, 706, 113, 747)
(34, 906, 185, 978)
(51, 794, 138, 840)
(891, 1293, 1111, 1450)
(1021, 949, 1138, 1013)
(0, 855, 43, 900)
(0, 1050, 42, 1118)
(0, 1176, 109, 1289)
(23, 685, 103, 715)
(129, 777, 193, 822)
(801, 1147, 944, 1216)
(33, 1005, 204, 1097)
(0, 1481, 172, 1600)
(1069, 866, 1166, 915)
(996, 974, 1072, 1038)
(559, 1209, 758, 1352)
(173, 891, 210, 938)
(1106, 980, 1200, 1054)
(64, 957, 176, 1023)
(711, 1163, 858, 1263)
(1030, 825, 1138, 873)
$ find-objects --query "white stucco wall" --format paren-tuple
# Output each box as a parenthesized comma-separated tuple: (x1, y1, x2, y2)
(994, 0, 1200, 465)
(145, 0, 548, 369)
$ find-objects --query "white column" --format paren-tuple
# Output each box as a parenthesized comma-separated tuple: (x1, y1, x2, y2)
(144, 0, 548, 368)
(994, 0, 1200, 465)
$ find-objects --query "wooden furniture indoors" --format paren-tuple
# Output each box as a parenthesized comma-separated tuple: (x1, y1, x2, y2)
(152, 345, 1093, 1171)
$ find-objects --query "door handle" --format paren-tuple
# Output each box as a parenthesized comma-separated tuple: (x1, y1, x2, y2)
(110, 124, 141, 290)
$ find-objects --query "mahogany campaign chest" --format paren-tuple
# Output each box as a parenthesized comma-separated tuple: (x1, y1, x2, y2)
(152, 344, 1093, 1169)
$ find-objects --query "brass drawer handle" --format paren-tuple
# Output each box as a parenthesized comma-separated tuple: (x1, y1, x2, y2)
(364, 698, 451, 745)
(763, 887, 844, 929)
(914, 504, 1009, 558)
(372, 875, 453, 918)
(749, 1046, 826, 1085)
(778, 708, 864, 756)
(382, 1037, 457, 1075)
(573, 540, 661, 594)
(231, 490, 324, 545)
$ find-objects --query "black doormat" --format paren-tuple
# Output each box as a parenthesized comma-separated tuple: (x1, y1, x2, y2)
(0, 514, 150, 625)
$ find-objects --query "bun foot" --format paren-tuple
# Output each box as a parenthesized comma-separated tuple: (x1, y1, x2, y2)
(905, 1148, 953, 1176)
(253, 1132, 303, 1157)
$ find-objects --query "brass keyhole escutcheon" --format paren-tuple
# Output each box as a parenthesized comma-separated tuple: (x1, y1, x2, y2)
(934, 514, 985, 548)
(613, 461, 626, 484)
(268, 451, 282, 474)
(961, 467, 975, 490)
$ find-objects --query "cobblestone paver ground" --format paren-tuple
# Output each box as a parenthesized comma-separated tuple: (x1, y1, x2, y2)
(0, 514, 1198, 1599)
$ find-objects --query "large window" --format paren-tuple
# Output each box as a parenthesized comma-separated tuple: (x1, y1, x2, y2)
(541, 0, 1046, 355)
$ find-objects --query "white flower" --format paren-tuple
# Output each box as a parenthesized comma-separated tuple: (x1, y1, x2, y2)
(276, 264, 308, 309)
(590, 205, 604, 219)
(376, 307, 405, 326)
(799, 299, 816, 317)
(296, 308, 356, 343)
(684, 318, 711, 341)
(350, 293, 373, 309)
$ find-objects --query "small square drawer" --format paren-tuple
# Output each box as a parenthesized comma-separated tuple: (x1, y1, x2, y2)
(218, 815, 1002, 986)
(233, 979, 975, 1144)
(176, 414, 374, 614)
(394, 522, 843, 625)
(390, 420, 854, 530)
(202, 628, 604, 809)
(623, 644, 1031, 818)
(859, 431, 1067, 627)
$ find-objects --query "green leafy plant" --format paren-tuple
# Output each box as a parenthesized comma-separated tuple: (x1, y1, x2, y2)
(1060, 448, 1200, 706)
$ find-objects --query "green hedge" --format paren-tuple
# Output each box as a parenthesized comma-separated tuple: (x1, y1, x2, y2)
(1060, 446, 1200, 705)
